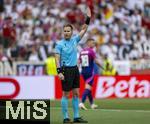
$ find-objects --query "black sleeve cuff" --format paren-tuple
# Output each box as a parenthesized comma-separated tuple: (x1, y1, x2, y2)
(85, 16, 90, 25)
(57, 68, 62, 74)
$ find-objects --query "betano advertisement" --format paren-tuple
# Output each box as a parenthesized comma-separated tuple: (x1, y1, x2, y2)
(0, 75, 149, 99)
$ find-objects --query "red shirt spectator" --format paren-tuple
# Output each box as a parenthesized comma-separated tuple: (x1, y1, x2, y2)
(2, 17, 16, 46)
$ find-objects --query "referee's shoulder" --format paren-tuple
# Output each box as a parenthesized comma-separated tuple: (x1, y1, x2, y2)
(72, 34, 79, 38)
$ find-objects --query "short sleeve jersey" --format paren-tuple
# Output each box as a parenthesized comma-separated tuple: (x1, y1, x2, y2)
(55, 35, 81, 66)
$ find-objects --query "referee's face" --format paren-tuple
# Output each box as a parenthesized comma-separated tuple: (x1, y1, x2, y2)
(63, 26, 73, 40)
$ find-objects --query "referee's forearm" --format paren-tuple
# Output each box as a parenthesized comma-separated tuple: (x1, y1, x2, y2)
(79, 24, 88, 38)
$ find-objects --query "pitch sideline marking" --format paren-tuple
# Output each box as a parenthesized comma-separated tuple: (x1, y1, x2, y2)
(50, 107, 150, 113)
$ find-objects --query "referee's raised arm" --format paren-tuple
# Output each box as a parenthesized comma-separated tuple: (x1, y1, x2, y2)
(79, 7, 91, 39)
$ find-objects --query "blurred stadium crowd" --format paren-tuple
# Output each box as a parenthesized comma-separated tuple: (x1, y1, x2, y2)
(0, 0, 150, 62)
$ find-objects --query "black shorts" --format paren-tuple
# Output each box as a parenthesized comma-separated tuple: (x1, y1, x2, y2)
(61, 66, 80, 92)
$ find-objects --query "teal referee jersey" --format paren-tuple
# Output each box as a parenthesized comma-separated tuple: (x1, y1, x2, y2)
(55, 35, 81, 67)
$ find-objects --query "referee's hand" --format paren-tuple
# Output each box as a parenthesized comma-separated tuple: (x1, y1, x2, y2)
(58, 73, 65, 80)
(87, 6, 91, 18)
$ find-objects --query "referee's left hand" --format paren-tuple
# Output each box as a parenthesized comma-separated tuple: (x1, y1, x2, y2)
(58, 73, 64, 80)
(87, 6, 91, 18)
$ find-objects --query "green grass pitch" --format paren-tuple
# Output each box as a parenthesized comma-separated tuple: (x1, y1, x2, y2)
(50, 99, 150, 124)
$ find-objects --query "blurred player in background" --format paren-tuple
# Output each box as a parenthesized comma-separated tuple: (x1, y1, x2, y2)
(44, 53, 57, 75)
(55, 7, 91, 123)
(79, 38, 104, 110)
(102, 55, 117, 76)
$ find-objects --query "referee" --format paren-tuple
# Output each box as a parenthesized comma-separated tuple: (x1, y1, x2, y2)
(55, 7, 91, 123)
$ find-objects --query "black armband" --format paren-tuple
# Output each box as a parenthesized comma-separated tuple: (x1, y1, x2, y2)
(85, 16, 90, 25)
(57, 68, 62, 74)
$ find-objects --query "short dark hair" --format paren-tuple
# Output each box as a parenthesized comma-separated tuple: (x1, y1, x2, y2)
(63, 24, 73, 30)
(86, 38, 95, 43)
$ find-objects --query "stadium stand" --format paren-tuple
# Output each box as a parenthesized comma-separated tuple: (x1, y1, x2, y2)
(0, 0, 150, 74)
